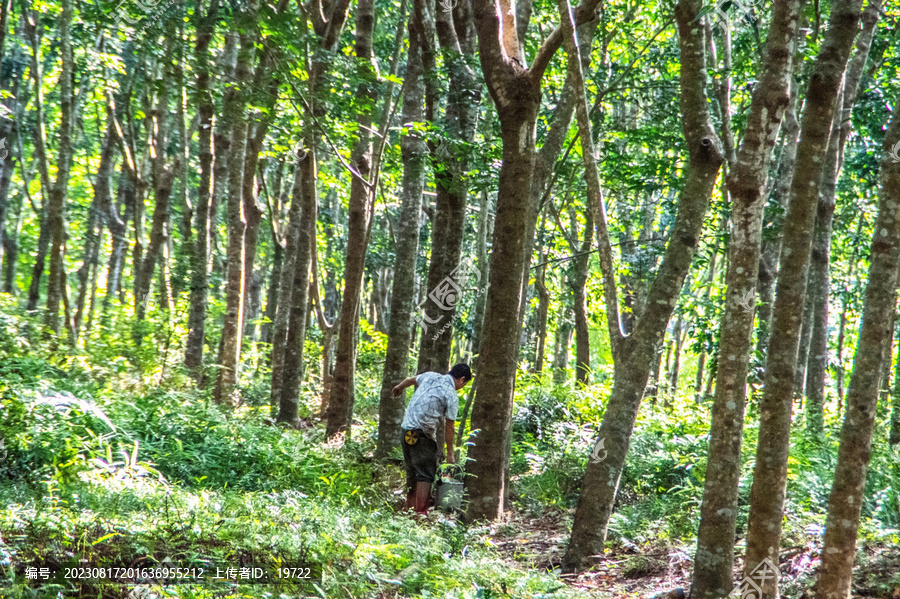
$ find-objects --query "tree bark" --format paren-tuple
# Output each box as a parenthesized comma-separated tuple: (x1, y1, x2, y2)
(572, 208, 592, 385)
(562, 0, 723, 570)
(325, 0, 379, 438)
(43, 0, 74, 337)
(415, 0, 480, 373)
(742, 0, 864, 591)
(214, 0, 259, 404)
(134, 54, 177, 327)
(687, 0, 802, 592)
(184, 0, 219, 376)
(464, 0, 602, 521)
(375, 17, 427, 459)
(814, 96, 900, 599)
(805, 0, 881, 433)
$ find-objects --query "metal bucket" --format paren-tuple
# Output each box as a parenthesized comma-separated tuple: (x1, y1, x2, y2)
(435, 478, 464, 513)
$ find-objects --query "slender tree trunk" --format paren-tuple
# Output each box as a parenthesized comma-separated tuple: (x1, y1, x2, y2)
(184, 0, 219, 376)
(278, 154, 316, 424)
(470, 190, 493, 360)
(134, 66, 176, 326)
(688, 0, 801, 589)
(214, 1, 259, 404)
(103, 162, 131, 315)
(375, 18, 427, 459)
(756, 70, 802, 359)
(325, 0, 379, 438)
(806, 3, 879, 434)
(835, 213, 864, 408)
(20, 0, 53, 312)
(742, 0, 864, 592)
(815, 99, 900, 599)
(43, 0, 74, 337)
(572, 209, 592, 385)
(415, 0, 480, 373)
(464, 0, 603, 520)
(533, 255, 550, 374)
(208, 32, 240, 290)
(794, 293, 814, 401)
(270, 165, 304, 413)
(563, 0, 723, 569)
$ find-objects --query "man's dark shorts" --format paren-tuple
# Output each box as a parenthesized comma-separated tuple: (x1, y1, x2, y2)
(401, 428, 437, 488)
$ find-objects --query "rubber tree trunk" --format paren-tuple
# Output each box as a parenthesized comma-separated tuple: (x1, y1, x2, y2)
(184, 0, 219, 377)
(240, 28, 282, 350)
(43, 0, 74, 336)
(325, 0, 379, 438)
(209, 33, 239, 290)
(134, 55, 177, 328)
(464, 0, 602, 521)
(214, 0, 259, 404)
(756, 70, 802, 360)
(270, 165, 305, 413)
(562, 0, 724, 570)
(814, 99, 900, 599)
(278, 153, 316, 424)
(375, 17, 427, 459)
(742, 0, 863, 591)
(415, 0, 480, 374)
(572, 208, 592, 385)
(805, 0, 880, 434)
(688, 0, 802, 592)
(275, 0, 352, 420)
(22, 0, 53, 313)
(470, 189, 493, 361)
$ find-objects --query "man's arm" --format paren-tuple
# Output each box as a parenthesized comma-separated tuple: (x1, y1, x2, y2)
(444, 418, 456, 464)
(392, 376, 418, 396)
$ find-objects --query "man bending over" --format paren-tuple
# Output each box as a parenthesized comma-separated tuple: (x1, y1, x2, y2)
(392, 363, 473, 517)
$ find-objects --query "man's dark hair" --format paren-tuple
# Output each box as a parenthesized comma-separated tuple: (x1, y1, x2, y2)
(449, 363, 473, 382)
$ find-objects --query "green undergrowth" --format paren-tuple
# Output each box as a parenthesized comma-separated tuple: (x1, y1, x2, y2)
(0, 319, 591, 598)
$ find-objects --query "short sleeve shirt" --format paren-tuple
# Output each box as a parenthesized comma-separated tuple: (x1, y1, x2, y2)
(401, 372, 460, 442)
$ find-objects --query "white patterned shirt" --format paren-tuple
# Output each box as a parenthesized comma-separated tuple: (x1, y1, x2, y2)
(401, 372, 460, 442)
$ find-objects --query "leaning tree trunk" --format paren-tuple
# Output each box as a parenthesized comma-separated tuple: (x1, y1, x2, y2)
(805, 0, 880, 434)
(814, 97, 900, 599)
(562, 0, 723, 570)
(375, 17, 427, 459)
(214, 1, 258, 404)
(325, 0, 379, 438)
(184, 0, 219, 376)
(742, 0, 864, 592)
(687, 0, 802, 593)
